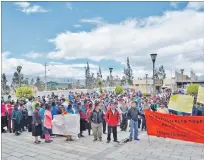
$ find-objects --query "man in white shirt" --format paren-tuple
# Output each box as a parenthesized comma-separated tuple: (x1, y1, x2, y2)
(25, 97, 33, 132)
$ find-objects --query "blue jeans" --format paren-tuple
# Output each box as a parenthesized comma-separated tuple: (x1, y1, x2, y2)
(129, 119, 138, 140)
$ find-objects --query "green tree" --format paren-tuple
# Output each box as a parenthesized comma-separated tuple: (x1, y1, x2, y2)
(115, 85, 125, 95)
(12, 66, 24, 88)
(124, 57, 133, 85)
(97, 80, 103, 93)
(22, 77, 29, 86)
(15, 86, 34, 99)
(35, 76, 45, 91)
(30, 78, 34, 86)
(1, 73, 10, 94)
(155, 65, 166, 80)
(187, 84, 199, 95)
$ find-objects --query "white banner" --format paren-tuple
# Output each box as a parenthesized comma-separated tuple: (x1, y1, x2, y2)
(52, 114, 80, 137)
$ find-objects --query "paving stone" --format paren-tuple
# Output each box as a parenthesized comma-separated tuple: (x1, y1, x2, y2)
(9, 152, 24, 158)
(2, 153, 11, 159)
(5, 157, 22, 160)
(21, 156, 35, 160)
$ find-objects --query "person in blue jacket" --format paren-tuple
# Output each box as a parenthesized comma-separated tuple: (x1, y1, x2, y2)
(51, 101, 57, 119)
(192, 103, 198, 116)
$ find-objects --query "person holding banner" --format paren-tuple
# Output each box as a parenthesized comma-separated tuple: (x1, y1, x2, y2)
(157, 103, 169, 114)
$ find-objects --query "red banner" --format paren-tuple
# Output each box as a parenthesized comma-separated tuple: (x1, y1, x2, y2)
(145, 110, 204, 144)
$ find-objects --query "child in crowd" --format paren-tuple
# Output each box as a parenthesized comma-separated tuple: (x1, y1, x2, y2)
(32, 103, 42, 144)
(44, 104, 53, 143)
(40, 103, 45, 139)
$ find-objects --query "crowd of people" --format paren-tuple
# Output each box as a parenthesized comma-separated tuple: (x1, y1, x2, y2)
(1, 89, 204, 144)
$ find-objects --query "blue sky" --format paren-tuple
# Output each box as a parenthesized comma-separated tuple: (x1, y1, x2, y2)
(2, 2, 204, 80)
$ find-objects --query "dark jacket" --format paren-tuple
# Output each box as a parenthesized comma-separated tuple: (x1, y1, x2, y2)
(127, 107, 140, 122)
(192, 106, 198, 116)
(90, 109, 104, 124)
(32, 110, 42, 125)
(12, 107, 22, 124)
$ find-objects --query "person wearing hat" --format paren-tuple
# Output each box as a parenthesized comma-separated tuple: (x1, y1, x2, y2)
(105, 101, 120, 143)
(89, 101, 104, 141)
(157, 103, 169, 114)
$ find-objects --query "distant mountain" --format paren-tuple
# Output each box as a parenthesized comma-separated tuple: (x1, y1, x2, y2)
(5, 75, 85, 85)
(198, 75, 204, 80)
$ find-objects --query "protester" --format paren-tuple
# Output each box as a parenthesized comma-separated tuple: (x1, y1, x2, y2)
(32, 103, 42, 144)
(127, 101, 140, 141)
(197, 103, 204, 116)
(40, 103, 45, 139)
(89, 101, 104, 141)
(67, 104, 74, 114)
(19, 103, 28, 132)
(86, 103, 93, 136)
(1, 101, 7, 133)
(140, 101, 149, 131)
(120, 101, 128, 131)
(78, 103, 87, 138)
(100, 101, 107, 134)
(51, 101, 58, 119)
(12, 104, 22, 136)
(6, 102, 13, 133)
(157, 103, 169, 114)
(105, 102, 120, 143)
(44, 104, 53, 143)
(25, 97, 33, 132)
(60, 106, 74, 141)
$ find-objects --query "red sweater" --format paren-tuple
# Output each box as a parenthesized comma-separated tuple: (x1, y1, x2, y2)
(105, 109, 120, 126)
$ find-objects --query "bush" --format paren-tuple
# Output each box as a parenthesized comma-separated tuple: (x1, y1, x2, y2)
(15, 86, 34, 99)
(115, 85, 125, 95)
(143, 93, 150, 97)
(187, 84, 199, 95)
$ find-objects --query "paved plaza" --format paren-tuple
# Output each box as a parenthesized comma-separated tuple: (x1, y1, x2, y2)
(1, 129, 204, 160)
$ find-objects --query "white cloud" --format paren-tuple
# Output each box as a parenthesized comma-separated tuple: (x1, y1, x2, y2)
(14, 2, 49, 14)
(186, 2, 204, 11)
(66, 2, 72, 10)
(46, 4, 204, 77)
(24, 52, 43, 59)
(80, 17, 104, 25)
(73, 24, 81, 28)
(170, 2, 179, 8)
(2, 53, 109, 80)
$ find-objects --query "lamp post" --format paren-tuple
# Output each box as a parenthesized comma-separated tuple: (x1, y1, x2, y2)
(150, 53, 157, 96)
(145, 74, 148, 93)
(109, 68, 113, 87)
(180, 69, 184, 89)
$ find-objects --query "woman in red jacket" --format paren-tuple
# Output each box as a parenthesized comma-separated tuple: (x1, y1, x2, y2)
(105, 102, 120, 143)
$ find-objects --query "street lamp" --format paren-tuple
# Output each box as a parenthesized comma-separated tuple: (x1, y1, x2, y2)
(109, 68, 113, 87)
(150, 53, 157, 96)
(145, 74, 148, 93)
(180, 69, 184, 89)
